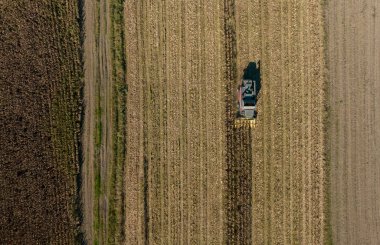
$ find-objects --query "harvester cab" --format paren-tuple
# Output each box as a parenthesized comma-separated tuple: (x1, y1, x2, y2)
(234, 62, 261, 128)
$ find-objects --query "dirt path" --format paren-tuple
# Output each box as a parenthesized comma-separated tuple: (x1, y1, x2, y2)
(328, 1, 380, 244)
(97, 0, 113, 241)
(82, 0, 113, 243)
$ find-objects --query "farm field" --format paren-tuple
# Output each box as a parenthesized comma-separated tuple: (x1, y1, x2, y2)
(6, 0, 378, 244)
(328, 1, 380, 244)
(233, 0, 327, 244)
(125, 0, 327, 244)
(0, 1, 83, 243)
(125, 0, 226, 243)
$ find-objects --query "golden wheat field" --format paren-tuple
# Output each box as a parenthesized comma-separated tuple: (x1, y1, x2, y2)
(124, 0, 327, 244)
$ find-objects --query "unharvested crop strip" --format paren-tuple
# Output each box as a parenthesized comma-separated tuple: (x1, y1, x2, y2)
(308, 1, 326, 243)
(165, 0, 184, 243)
(259, 0, 271, 243)
(280, 1, 290, 244)
(165, 0, 177, 242)
(283, 2, 291, 244)
(147, 1, 164, 243)
(185, 2, 203, 242)
(250, 0, 266, 243)
(157, 1, 169, 242)
(215, 1, 227, 244)
(125, 1, 147, 243)
(286, 1, 295, 243)
(305, 2, 313, 242)
(198, 1, 208, 244)
(289, 3, 302, 243)
(223, 0, 254, 243)
(145, 1, 164, 243)
(267, 1, 284, 243)
(106, 0, 128, 243)
(180, 1, 188, 242)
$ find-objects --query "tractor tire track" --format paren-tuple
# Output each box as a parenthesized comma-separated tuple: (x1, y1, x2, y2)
(82, 0, 113, 243)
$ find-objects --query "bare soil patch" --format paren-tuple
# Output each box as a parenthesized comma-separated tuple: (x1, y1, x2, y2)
(328, 1, 380, 244)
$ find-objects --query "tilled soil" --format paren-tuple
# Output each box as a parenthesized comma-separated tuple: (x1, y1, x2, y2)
(328, 1, 380, 244)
